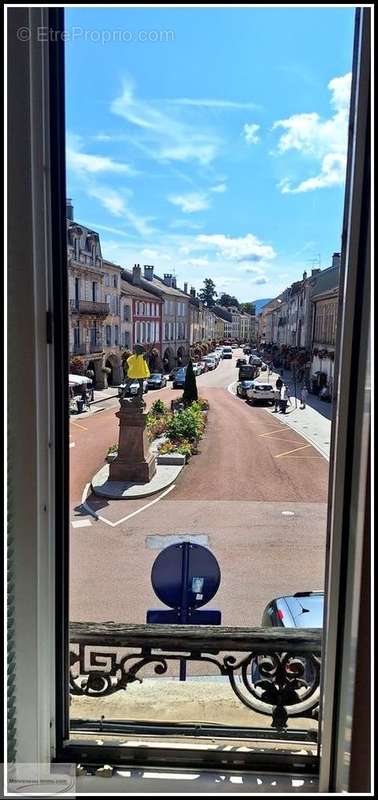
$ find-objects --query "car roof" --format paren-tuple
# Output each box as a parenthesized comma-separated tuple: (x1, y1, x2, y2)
(276, 592, 324, 627)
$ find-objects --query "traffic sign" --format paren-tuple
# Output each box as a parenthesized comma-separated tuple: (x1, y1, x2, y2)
(150, 542, 221, 612)
(147, 542, 222, 681)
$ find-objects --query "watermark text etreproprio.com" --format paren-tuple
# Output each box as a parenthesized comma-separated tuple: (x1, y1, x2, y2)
(16, 26, 175, 44)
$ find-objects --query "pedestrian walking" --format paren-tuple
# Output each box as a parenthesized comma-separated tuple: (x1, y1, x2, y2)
(300, 385, 308, 409)
(279, 383, 289, 414)
(275, 376, 283, 393)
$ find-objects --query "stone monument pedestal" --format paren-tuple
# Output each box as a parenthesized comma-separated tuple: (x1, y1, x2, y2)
(109, 397, 156, 483)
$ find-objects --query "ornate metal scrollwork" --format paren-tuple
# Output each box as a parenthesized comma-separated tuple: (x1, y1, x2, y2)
(69, 628, 321, 730)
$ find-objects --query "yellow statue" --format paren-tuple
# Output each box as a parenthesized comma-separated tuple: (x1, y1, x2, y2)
(126, 353, 150, 379)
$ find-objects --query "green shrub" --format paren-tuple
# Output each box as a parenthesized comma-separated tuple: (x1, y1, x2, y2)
(159, 439, 194, 459)
(151, 399, 166, 416)
(196, 396, 210, 411)
(167, 404, 205, 443)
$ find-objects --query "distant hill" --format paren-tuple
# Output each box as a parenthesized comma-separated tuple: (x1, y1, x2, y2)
(252, 298, 273, 315)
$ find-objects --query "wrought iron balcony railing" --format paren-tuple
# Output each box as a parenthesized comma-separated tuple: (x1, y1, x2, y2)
(70, 300, 110, 316)
(69, 623, 322, 734)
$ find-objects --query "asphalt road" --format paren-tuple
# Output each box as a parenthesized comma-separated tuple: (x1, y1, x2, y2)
(69, 350, 329, 627)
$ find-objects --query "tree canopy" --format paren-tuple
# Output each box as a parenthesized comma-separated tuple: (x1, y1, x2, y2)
(198, 278, 217, 307)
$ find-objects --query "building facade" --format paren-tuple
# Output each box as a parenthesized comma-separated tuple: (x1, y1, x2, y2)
(67, 202, 123, 388)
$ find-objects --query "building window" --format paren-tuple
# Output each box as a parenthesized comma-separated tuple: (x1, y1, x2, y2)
(114, 325, 119, 346)
(123, 305, 130, 322)
(104, 273, 110, 287)
(106, 325, 111, 346)
(113, 275, 117, 288)
(123, 331, 130, 348)
(92, 281, 97, 302)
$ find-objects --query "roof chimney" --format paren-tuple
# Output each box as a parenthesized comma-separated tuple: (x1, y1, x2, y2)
(332, 252, 341, 269)
(190, 287, 196, 298)
(172, 277, 177, 288)
(184, 282, 188, 294)
(303, 271, 307, 281)
(144, 265, 154, 281)
(311, 268, 321, 276)
(164, 274, 173, 287)
(132, 264, 142, 285)
(66, 198, 74, 221)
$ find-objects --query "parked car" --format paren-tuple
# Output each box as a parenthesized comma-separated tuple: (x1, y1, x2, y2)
(257, 591, 324, 685)
(246, 381, 275, 405)
(222, 346, 233, 359)
(260, 363, 268, 371)
(118, 380, 148, 397)
(238, 364, 260, 381)
(202, 356, 217, 370)
(168, 367, 180, 381)
(236, 357, 247, 368)
(198, 360, 208, 373)
(192, 362, 202, 376)
(261, 591, 324, 628)
(249, 355, 263, 367)
(208, 351, 221, 365)
(236, 379, 255, 398)
(146, 373, 167, 389)
(243, 346, 251, 355)
(172, 367, 187, 389)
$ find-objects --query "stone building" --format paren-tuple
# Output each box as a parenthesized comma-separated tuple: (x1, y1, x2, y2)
(67, 200, 123, 388)
(130, 266, 190, 370)
(121, 268, 163, 367)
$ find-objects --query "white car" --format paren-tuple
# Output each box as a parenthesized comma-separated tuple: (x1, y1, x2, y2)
(203, 356, 217, 370)
(192, 362, 202, 376)
(246, 381, 276, 405)
(222, 347, 233, 359)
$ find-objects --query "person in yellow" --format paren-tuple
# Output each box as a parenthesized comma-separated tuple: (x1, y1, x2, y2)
(126, 347, 150, 379)
(124, 344, 150, 400)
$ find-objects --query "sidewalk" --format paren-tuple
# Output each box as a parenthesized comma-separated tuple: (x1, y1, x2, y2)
(265, 368, 332, 461)
(70, 386, 119, 420)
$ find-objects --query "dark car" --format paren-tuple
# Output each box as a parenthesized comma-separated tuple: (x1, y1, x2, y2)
(168, 367, 180, 381)
(258, 591, 324, 686)
(146, 373, 167, 389)
(236, 379, 255, 398)
(172, 367, 187, 389)
(236, 357, 247, 368)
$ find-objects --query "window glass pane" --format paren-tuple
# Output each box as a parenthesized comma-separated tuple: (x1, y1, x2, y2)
(65, 3, 355, 754)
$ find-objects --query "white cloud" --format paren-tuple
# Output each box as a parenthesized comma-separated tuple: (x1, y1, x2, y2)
(243, 123, 260, 145)
(279, 153, 347, 194)
(210, 183, 227, 193)
(87, 185, 155, 236)
(197, 233, 276, 262)
(274, 72, 351, 193)
(253, 276, 269, 285)
(168, 192, 210, 213)
(167, 98, 261, 110)
(111, 77, 220, 165)
(66, 134, 135, 175)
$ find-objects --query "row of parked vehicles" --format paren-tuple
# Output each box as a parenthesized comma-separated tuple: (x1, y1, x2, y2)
(236, 349, 276, 406)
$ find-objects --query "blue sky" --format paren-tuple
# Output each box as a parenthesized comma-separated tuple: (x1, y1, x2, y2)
(65, 6, 355, 301)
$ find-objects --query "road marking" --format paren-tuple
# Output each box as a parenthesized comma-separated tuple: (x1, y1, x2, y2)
(275, 444, 312, 459)
(71, 518, 92, 528)
(85, 484, 177, 528)
(259, 430, 303, 442)
(70, 420, 88, 431)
